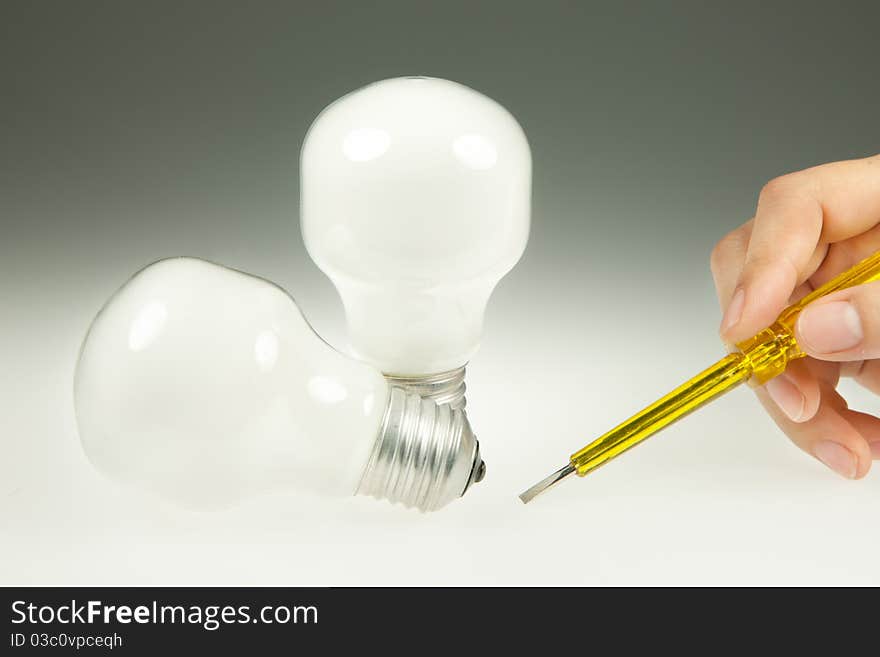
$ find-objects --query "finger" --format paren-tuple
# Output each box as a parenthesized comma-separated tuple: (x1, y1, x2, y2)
(754, 380, 872, 478)
(710, 220, 752, 308)
(707, 220, 821, 324)
(721, 154, 880, 344)
(802, 355, 841, 388)
(796, 279, 880, 361)
(809, 154, 880, 242)
(841, 409, 880, 460)
(762, 359, 821, 423)
(841, 358, 880, 397)
(809, 223, 880, 288)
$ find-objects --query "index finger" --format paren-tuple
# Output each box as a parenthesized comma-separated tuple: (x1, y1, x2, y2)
(720, 154, 880, 344)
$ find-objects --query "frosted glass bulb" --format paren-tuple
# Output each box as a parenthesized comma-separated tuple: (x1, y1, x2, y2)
(301, 77, 531, 406)
(74, 258, 483, 512)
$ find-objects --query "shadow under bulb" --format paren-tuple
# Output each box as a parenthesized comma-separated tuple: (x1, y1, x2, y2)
(74, 258, 484, 512)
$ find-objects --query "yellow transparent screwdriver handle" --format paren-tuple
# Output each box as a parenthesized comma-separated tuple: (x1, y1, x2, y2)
(570, 250, 880, 477)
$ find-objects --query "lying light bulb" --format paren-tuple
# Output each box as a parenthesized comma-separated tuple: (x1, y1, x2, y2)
(74, 257, 484, 511)
(301, 76, 531, 408)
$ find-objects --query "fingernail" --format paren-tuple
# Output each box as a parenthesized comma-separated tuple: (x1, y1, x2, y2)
(797, 301, 863, 354)
(764, 375, 806, 422)
(871, 442, 880, 460)
(814, 441, 857, 479)
(721, 288, 745, 334)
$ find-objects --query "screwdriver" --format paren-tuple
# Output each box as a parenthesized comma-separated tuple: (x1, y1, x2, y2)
(520, 250, 880, 504)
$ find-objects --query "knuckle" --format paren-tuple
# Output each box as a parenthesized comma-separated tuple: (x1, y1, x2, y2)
(758, 171, 818, 208)
(758, 174, 797, 202)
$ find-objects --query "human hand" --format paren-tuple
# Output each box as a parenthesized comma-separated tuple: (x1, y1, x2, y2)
(710, 154, 880, 478)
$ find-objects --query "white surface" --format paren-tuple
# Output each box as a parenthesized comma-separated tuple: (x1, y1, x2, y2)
(301, 77, 531, 374)
(4, 266, 880, 586)
(74, 258, 388, 508)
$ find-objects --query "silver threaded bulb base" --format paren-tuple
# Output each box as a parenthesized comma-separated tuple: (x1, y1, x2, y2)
(357, 386, 484, 512)
(382, 365, 467, 410)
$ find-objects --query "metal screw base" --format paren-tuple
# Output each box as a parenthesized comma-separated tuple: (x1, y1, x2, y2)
(357, 386, 483, 512)
(382, 365, 467, 410)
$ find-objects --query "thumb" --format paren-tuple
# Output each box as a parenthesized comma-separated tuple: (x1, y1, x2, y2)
(795, 279, 880, 361)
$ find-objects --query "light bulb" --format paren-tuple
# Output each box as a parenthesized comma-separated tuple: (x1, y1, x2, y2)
(301, 77, 531, 407)
(74, 257, 484, 512)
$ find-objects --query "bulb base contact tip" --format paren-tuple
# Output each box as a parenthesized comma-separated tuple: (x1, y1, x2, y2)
(383, 366, 467, 410)
(358, 387, 482, 512)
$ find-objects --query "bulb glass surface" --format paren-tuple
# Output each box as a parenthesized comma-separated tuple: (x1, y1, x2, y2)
(301, 77, 531, 374)
(74, 258, 388, 508)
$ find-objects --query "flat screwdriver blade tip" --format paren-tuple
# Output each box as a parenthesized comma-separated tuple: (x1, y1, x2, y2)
(518, 463, 576, 504)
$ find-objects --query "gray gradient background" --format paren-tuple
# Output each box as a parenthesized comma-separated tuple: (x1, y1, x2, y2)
(3, 1, 879, 585)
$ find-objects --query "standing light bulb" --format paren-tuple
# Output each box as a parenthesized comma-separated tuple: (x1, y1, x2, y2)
(74, 258, 483, 512)
(301, 77, 531, 408)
